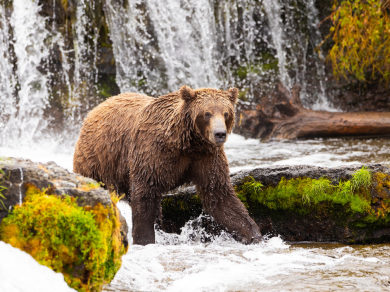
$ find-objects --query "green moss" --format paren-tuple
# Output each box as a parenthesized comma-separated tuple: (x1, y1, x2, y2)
(0, 168, 8, 211)
(238, 89, 249, 102)
(351, 166, 372, 192)
(161, 194, 203, 233)
(235, 167, 390, 233)
(97, 74, 120, 100)
(234, 52, 279, 81)
(0, 184, 127, 292)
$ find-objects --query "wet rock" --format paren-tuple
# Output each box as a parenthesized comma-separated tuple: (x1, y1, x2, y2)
(162, 164, 390, 244)
(0, 157, 128, 244)
(229, 164, 390, 186)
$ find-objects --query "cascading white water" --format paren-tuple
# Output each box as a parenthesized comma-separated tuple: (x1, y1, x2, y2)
(262, 0, 292, 89)
(0, 0, 336, 149)
(105, 0, 331, 107)
(104, 0, 156, 94)
(105, 0, 219, 95)
(0, 0, 100, 147)
(1, 0, 51, 146)
(304, 0, 333, 110)
(0, 3, 17, 142)
(73, 0, 99, 109)
(146, 0, 219, 90)
(261, 0, 336, 110)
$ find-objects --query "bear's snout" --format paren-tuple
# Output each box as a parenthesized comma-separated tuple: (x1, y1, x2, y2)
(214, 129, 227, 143)
(210, 116, 227, 146)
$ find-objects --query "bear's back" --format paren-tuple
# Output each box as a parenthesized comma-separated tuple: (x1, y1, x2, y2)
(73, 92, 154, 189)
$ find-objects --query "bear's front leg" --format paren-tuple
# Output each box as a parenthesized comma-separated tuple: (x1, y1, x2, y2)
(193, 152, 262, 244)
(131, 186, 160, 245)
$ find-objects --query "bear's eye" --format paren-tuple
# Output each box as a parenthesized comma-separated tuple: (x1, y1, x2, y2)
(204, 112, 212, 119)
(224, 112, 229, 119)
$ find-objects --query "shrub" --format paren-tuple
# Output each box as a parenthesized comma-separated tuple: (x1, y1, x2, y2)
(320, 0, 390, 83)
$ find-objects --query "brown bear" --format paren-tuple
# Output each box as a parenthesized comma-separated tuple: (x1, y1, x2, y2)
(73, 86, 262, 245)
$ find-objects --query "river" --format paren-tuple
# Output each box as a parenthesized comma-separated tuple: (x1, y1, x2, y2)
(1, 134, 389, 291)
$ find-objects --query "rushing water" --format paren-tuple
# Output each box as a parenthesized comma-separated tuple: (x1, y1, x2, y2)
(104, 201, 390, 292)
(1, 134, 389, 291)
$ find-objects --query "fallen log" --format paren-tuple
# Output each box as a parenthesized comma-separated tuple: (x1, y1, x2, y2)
(234, 83, 390, 140)
(161, 164, 390, 244)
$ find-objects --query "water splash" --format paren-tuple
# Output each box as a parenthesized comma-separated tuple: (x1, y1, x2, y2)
(112, 199, 386, 292)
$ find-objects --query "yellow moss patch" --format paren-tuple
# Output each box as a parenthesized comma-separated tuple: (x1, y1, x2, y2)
(0, 184, 127, 292)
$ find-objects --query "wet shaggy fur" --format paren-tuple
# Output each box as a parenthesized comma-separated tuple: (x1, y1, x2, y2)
(73, 86, 262, 245)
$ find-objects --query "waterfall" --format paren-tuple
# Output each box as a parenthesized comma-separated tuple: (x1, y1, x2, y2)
(0, 2, 17, 142)
(0, 0, 101, 147)
(104, 0, 219, 95)
(145, 0, 218, 90)
(0, 0, 50, 146)
(0, 0, 335, 148)
(263, 0, 292, 89)
(105, 0, 330, 105)
(104, 0, 156, 94)
(72, 0, 99, 109)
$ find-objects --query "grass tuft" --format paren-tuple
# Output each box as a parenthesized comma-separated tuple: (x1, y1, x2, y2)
(235, 166, 378, 217)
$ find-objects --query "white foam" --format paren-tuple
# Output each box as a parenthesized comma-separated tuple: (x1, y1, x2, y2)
(0, 241, 76, 292)
(111, 203, 384, 292)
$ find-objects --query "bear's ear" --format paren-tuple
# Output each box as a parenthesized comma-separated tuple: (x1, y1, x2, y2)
(179, 85, 196, 102)
(227, 87, 238, 104)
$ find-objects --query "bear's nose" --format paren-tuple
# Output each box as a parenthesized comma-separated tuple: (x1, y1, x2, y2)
(214, 130, 227, 142)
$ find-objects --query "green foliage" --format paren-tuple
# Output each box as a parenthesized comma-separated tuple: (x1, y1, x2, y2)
(0, 168, 9, 211)
(0, 184, 127, 292)
(236, 166, 379, 218)
(234, 53, 279, 82)
(351, 165, 372, 192)
(321, 0, 390, 83)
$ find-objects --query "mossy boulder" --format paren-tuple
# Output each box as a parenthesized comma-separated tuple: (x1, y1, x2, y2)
(161, 164, 390, 244)
(0, 158, 128, 292)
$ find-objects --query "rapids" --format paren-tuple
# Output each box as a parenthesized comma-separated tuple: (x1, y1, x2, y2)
(107, 200, 390, 292)
(1, 134, 390, 291)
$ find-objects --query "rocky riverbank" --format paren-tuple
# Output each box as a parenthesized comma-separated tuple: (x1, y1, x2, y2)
(162, 164, 390, 244)
(0, 157, 128, 292)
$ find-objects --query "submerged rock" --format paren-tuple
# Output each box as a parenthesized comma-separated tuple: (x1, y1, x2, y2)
(161, 164, 390, 244)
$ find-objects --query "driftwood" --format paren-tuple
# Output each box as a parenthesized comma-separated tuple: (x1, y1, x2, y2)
(234, 83, 390, 140)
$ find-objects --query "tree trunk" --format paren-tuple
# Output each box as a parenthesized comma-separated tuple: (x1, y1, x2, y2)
(234, 83, 390, 140)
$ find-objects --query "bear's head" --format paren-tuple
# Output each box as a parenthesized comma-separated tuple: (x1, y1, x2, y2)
(180, 85, 238, 147)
